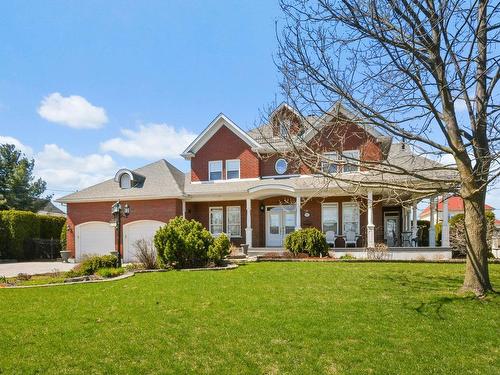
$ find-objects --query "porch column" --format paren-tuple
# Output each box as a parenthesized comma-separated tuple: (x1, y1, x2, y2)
(295, 195, 301, 230)
(245, 198, 253, 248)
(442, 194, 450, 247)
(412, 202, 418, 246)
(367, 191, 375, 248)
(182, 200, 186, 219)
(429, 196, 436, 247)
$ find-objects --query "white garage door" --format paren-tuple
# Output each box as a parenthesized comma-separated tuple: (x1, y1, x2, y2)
(123, 220, 165, 263)
(76, 222, 115, 261)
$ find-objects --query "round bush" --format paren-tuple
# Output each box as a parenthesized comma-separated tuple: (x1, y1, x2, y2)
(208, 233, 230, 266)
(154, 217, 213, 268)
(284, 228, 329, 257)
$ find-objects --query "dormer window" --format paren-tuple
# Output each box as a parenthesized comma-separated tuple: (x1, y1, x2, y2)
(120, 173, 132, 189)
(114, 168, 144, 189)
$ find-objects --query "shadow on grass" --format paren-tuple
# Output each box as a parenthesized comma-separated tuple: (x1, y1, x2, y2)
(413, 291, 499, 320)
(382, 272, 463, 290)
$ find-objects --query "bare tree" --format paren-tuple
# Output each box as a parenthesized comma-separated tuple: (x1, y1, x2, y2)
(262, 0, 499, 295)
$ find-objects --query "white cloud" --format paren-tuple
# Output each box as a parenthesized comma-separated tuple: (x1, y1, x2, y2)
(35, 144, 117, 191)
(37, 92, 108, 129)
(100, 123, 197, 159)
(0, 136, 33, 156)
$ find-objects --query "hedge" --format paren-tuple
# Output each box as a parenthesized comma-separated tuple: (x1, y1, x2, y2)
(0, 210, 66, 259)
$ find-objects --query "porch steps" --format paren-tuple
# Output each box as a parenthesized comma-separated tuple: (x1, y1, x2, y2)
(247, 248, 286, 257)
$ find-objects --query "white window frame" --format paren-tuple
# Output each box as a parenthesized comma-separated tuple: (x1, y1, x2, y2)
(226, 206, 241, 238)
(341, 150, 360, 173)
(321, 152, 339, 174)
(321, 203, 339, 234)
(342, 202, 360, 235)
(208, 160, 223, 181)
(209, 207, 224, 235)
(225, 159, 240, 180)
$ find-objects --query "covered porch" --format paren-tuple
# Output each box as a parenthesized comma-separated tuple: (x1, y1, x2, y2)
(183, 184, 451, 257)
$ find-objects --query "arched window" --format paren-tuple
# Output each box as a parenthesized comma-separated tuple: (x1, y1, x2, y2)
(120, 173, 132, 189)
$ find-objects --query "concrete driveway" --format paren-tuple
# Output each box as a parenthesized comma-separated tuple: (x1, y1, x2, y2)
(0, 262, 75, 278)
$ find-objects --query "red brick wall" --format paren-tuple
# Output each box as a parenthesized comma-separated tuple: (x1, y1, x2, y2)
(190, 125, 260, 181)
(66, 199, 181, 257)
(186, 200, 247, 246)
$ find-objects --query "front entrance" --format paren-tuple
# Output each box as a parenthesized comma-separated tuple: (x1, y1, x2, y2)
(384, 211, 400, 247)
(266, 205, 296, 247)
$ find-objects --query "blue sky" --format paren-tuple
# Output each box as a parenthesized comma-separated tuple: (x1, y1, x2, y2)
(0, 0, 282, 199)
(0, 1, 498, 213)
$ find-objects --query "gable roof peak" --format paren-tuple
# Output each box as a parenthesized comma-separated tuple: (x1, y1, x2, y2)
(181, 112, 262, 159)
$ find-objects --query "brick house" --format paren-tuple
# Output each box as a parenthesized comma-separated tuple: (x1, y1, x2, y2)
(57, 103, 453, 261)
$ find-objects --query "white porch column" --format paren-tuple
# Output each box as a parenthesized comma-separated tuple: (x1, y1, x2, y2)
(245, 198, 253, 248)
(429, 196, 436, 247)
(367, 191, 375, 248)
(442, 194, 450, 247)
(182, 200, 186, 219)
(295, 195, 301, 230)
(412, 202, 418, 246)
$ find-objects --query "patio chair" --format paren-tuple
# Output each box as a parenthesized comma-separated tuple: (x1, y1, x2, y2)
(345, 230, 357, 247)
(325, 231, 336, 248)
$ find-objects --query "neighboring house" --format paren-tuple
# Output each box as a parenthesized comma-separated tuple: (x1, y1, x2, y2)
(57, 103, 454, 262)
(419, 196, 494, 222)
(37, 201, 66, 217)
(493, 220, 500, 256)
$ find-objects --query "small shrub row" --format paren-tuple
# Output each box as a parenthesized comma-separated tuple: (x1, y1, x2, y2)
(154, 217, 230, 268)
(67, 255, 118, 277)
(95, 267, 125, 278)
(284, 228, 329, 257)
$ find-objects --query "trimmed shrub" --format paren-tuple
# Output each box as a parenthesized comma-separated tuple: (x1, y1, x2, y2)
(208, 233, 230, 266)
(96, 267, 125, 278)
(0, 210, 40, 259)
(60, 222, 67, 250)
(284, 228, 329, 257)
(74, 254, 118, 276)
(154, 217, 213, 268)
(38, 215, 66, 239)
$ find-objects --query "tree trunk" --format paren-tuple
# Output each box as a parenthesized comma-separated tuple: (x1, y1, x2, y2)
(461, 190, 492, 295)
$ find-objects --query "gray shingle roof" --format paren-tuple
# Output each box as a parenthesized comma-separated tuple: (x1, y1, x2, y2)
(57, 159, 185, 203)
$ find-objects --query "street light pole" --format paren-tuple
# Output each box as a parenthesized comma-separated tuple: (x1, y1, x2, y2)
(112, 201, 130, 267)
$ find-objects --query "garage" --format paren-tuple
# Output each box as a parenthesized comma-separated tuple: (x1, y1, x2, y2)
(75, 221, 115, 261)
(123, 220, 165, 263)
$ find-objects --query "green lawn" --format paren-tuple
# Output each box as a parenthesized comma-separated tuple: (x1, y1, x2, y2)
(0, 263, 498, 374)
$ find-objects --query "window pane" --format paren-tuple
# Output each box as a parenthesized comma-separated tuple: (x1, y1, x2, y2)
(343, 204, 359, 234)
(210, 208, 223, 235)
(210, 171, 222, 180)
(227, 170, 239, 179)
(120, 174, 131, 189)
(342, 151, 360, 172)
(209, 161, 222, 180)
(322, 204, 338, 233)
(227, 207, 241, 237)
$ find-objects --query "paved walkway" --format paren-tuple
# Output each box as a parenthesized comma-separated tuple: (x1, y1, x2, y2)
(0, 262, 75, 278)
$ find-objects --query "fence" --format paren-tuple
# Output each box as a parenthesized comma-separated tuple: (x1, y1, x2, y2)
(23, 238, 62, 260)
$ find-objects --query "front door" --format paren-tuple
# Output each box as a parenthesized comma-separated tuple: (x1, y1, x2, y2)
(384, 212, 400, 247)
(266, 206, 296, 247)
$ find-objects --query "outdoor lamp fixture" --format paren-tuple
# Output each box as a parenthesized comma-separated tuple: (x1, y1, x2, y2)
(111, 201, 130, 267)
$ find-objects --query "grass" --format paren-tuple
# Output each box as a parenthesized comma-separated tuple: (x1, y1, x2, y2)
(0, 262, 498, 374)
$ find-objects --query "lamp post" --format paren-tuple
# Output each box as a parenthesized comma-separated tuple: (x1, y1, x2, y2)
(111, 201, 130, 267)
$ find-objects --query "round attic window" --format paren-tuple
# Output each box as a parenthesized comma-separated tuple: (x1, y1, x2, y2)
(275, 158, 288, 175)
